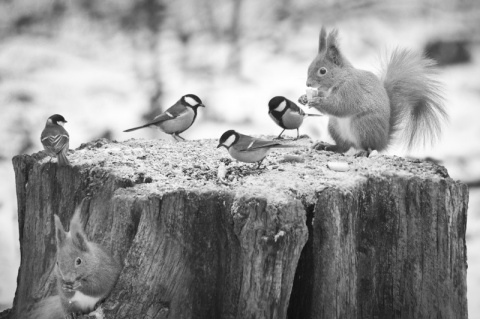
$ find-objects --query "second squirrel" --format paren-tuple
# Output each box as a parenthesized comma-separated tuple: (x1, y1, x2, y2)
(28, 202, 122, 319)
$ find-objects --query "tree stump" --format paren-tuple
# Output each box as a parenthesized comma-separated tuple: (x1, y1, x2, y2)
(7, 137, 468, 319)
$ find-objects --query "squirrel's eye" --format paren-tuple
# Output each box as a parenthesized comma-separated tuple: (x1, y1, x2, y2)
(318, 67, 327, 76)
(75, 257, 82, 266)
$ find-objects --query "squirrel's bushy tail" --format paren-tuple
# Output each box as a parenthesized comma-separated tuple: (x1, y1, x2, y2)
(381, 48, 447, 150)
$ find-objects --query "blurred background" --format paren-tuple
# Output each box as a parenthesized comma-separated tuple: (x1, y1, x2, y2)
(1, 0, 479, 316)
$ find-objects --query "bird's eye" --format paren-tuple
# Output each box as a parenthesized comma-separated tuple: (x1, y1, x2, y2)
(75, 257, 82, 266)
(318, 67, 327, 76)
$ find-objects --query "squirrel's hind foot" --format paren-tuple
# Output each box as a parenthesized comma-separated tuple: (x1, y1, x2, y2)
(354, 148, 374, 158)
(312, 141, 346, 153)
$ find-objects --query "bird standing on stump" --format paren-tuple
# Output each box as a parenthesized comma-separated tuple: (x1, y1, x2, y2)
(41, 114, 70, 166)
(124, 94, 205, 141)
(268, 96, 322, 139)
(217, 130, 299, 168)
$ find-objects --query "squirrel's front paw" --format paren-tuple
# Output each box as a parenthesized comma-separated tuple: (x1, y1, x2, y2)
(298, 94, 308, 105)
(85, 307, 104, 319)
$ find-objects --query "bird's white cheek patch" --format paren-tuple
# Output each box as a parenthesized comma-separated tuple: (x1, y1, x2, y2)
(223, 135, 236, 148)
(184, 96, 197, 106)
(58, 122, 65, 127)
(274, 101, 286, 112)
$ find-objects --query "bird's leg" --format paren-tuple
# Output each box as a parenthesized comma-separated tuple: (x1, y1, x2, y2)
(295, 128, 300, 140)
(175, 134, 186, 141)
(256, 158, 265, 169)
(275, 129, 285, 140)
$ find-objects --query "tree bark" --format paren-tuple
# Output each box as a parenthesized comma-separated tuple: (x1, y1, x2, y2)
(8, 138, 468, 319)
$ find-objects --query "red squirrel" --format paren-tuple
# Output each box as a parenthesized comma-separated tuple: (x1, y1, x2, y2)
(299, 27, 447, 156)
(27, 203, 121, 319)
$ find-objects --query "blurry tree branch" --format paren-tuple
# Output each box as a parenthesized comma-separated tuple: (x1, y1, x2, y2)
(199, 0, 222, 39)
(121, 0, 166, 116)
(226, 0, 243, 75)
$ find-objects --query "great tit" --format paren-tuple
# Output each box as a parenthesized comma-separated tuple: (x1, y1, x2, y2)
(124, 94, 204, 141)
(268, 96, 322, 139)
(41, 114, 70, 166)
(217, 130, 299, 168)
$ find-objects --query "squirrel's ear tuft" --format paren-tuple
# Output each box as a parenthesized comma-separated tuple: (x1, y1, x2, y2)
(327, 28, 339, 46)
(69, 199, 89, 252)
(73, 231, 89, 252)
(318, 26, 327, 53)
(54, 215, 66, 247)
(70, 204, 83, 232)
(326, 29, 343, 66)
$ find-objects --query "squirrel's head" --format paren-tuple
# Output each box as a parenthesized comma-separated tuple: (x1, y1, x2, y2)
(54, 204, 92, 288)
(307, 27, 351, 90)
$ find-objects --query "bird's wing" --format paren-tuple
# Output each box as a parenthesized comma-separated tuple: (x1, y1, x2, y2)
(268, 112, 282, 126)
(124, 103, 190, 132)
(234, 134, 283, 151)
(41, 134, 69, 154)
(287, 100, 306, 116)
(152, 102, 187, 121)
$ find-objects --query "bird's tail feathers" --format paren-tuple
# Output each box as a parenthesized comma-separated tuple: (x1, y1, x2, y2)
(381, 48, 447, 150)
(123, 124, 149, 132)
(305, 113, 323, 117)
(57, 151, 70, 166)
(272, 143, 302, 149)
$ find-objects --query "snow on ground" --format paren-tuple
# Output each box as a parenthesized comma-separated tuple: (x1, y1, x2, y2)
(0, 16, 479, 315)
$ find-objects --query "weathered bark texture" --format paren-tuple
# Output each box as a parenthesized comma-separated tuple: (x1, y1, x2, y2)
(8, 138, 468, 319)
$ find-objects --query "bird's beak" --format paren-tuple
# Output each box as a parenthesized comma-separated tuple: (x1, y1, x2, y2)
(217, 143, 223, 149)
(200, 104, 205, 108)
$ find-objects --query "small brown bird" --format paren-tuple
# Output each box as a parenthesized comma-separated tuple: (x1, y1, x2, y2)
(41, 114, 70, 166)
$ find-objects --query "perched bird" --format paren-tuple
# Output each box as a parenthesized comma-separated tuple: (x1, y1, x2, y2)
(268, 96, 322, 139)
(41, 114, 70, 166)
(217, 130, 298, 168)
(124, 94, 204, 141)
